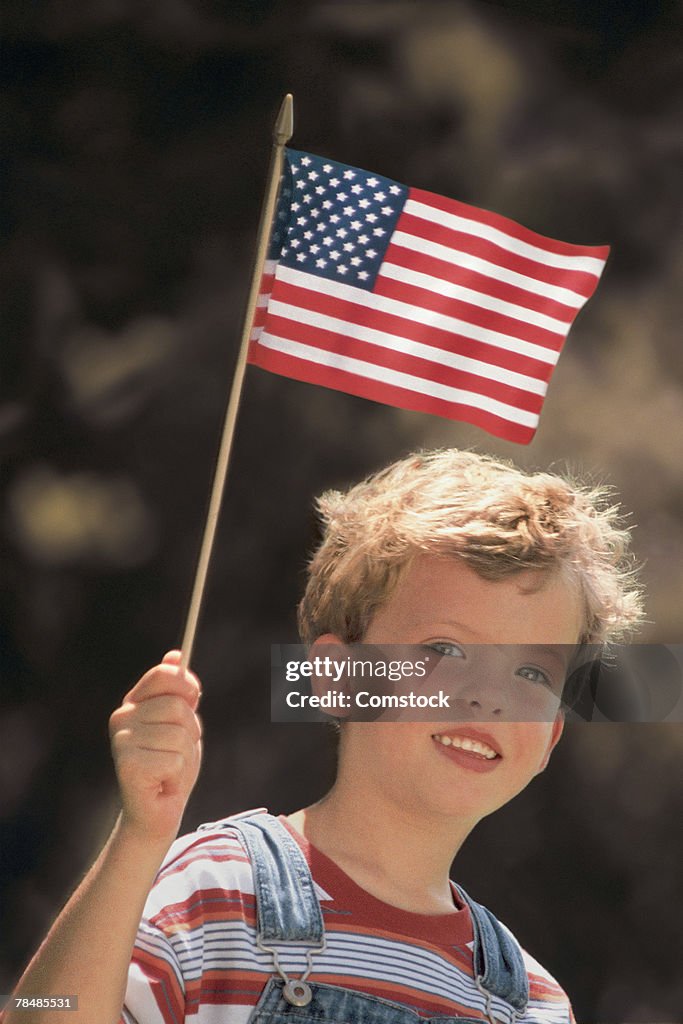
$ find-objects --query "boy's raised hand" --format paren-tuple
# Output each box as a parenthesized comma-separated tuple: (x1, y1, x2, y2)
(109, 650, 203, 845)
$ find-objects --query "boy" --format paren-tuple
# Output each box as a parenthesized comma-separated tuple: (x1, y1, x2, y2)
(7, 449, 643, 1024)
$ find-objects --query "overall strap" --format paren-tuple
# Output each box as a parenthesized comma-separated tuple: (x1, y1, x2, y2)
(224, 809, 325, 945)
(453, 882, 529, 1016)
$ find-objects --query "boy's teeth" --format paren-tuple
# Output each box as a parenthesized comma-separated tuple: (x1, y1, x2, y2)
(433, 734, 498, 760)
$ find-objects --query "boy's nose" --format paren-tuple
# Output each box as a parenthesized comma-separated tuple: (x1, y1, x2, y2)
(451, 650, 513, 718)
(465, 697, 503, 717)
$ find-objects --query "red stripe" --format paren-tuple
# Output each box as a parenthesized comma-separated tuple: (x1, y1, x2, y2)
(409, 186, 610, 261)
(158, 849, 250, 884)
(185, 972, 267, 1008)
(152, 889, 256, 930)
(398, 211, 601, 297)
(373, 274, 565, 351)
(385, 242, 578, 322)
(270, 279, 556, 379)
(248, 348, 536, 443)
(132, 947, 185, 1024)
(261, 313, 544, 414)
(251, 270, 276, 334)
(157, 836, 246, 878)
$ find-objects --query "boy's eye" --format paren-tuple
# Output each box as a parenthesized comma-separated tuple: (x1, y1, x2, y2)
(426, 642, 465, 658)
(516, 665, 553, 687)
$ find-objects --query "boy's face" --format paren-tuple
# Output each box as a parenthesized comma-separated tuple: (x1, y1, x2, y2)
(317, 554, 582, 825)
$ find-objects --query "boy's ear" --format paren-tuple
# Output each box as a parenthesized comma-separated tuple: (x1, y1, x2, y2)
(308, 633, 354, 718)
(536, 714, 565, 774)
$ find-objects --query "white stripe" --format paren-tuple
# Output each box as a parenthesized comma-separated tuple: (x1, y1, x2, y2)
(317, 933, 480, 1004)
(276, 266, 559, 365)
(267, 299, 547, 395)
(258, 332, 539, 427)
(391, 229, 585, 308)
(380, 261, 570, 334)
(406, 198, 607, 276)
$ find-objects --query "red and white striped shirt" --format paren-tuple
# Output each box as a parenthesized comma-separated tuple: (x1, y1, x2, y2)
(122, 814, 575, 1024)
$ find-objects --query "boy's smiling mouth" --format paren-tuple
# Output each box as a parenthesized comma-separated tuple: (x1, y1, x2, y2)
(431, 730, 502, 770)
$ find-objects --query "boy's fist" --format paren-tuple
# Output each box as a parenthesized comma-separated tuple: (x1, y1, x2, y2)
(109, 651, 203, 844)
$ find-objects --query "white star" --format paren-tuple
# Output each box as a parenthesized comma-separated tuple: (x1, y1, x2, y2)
(295, 180, 306, 190)
(322, 163, 332, 173)
(389, 184, 401, 194)
(290, 239, 300, 248)
(373, 227, 385, 236)
(330, 214, 340, 224)
(304, 230, 313, 240)
(330, 177, 340, 187)
(350, 255, 362, 266)
(281, 248, 289, 257)
(343, 169, 356, 179)
(358, 234, 369, 244)
(366, 248, 377, 258)
(311, 209, 320, 218)
(322, 200, 333, 209)
(301, 156, 311, 165)
(343, 206, 355, 216)
(350, 220, 362, 230)
(315, 185, 325, 195)
(381, 206, 393, 216)
(358, 198, 370, 209)
(351, 183, 363, 194)
(317, 223, 326, 232)
(336, 227, 348, 238)
(296, 253, 306, 262)
(374, 191, 386, 201)
(323, 236, 333, 246)
(336, 192, 347, 202)
(310, 244, 320, 253)
(308, 170, 319, 180)
(358, 270, 369, 280)
(336, 265, 348, 274)
(367, 177, 378, 187)
(343, 242, 354, 252)
(316, 258, 327, 268)
(303, 194, 312, 204)
(291, 202, 300, 212)
(330, 250, 340, 260)
(296, 216, 307, 226)
(366, 213, 377, 223)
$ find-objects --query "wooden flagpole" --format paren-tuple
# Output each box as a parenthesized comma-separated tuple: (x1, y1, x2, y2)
(179, 94, 294, 672)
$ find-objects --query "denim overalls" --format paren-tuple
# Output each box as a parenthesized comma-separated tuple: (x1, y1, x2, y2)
(223, 810, 529, 1024)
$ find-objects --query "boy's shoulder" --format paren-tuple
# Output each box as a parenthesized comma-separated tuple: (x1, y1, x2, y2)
(499, 920, 574, 1011)
(164, 810, 261, 862)
(146, 811, 266, 911)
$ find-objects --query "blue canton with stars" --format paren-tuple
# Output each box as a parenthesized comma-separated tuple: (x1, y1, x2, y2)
(267, 149, 408, 291)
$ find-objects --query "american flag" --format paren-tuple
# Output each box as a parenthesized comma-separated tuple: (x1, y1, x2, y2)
(248, 149, 609, 443)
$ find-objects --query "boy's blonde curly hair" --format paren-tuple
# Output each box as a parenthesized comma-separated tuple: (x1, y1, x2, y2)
(298, 449, 644, 646)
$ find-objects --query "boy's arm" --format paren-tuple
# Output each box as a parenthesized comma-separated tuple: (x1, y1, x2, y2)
(5, 652, 203, 1024)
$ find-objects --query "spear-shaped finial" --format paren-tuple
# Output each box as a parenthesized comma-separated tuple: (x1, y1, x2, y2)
(274, 93, 294, 146)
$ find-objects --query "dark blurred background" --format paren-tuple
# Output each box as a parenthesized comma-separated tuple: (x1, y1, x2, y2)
(1, 2, 682, 1020)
